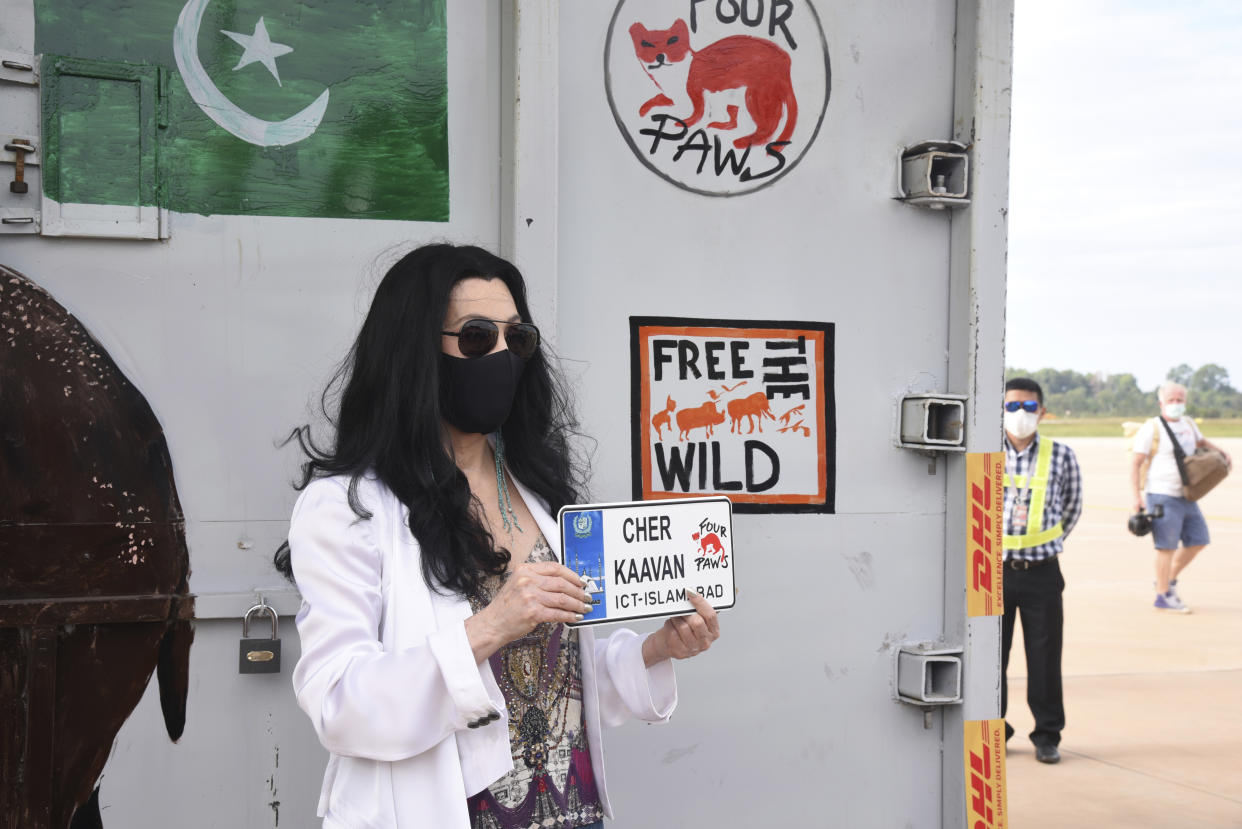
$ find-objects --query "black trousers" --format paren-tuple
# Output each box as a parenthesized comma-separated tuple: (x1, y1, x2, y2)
(1001, 557, 1065, 747)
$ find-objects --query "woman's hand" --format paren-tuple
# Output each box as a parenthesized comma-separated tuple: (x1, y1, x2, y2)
(642, 591, 721, 667)
(465, 561, 594, 663)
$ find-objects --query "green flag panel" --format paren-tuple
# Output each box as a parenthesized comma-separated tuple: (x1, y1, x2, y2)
(57, 76, 144, 207)
(41, 57, 160, 211)
(35, 0, 448, 222)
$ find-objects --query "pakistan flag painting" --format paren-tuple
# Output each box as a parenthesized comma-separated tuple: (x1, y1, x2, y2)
(35, 0, 448, 221)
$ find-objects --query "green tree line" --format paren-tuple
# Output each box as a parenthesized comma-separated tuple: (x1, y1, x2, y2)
(1005, 363, 1242, 418)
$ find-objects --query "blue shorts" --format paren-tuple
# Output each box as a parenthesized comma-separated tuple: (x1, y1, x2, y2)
(1147, 493, 1210, 550)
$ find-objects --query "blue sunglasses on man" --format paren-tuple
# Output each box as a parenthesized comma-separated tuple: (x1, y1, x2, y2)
(1004, 400, 1040, 413)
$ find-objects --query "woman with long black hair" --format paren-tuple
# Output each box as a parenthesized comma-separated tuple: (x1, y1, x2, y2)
(275, 243, 719, 828)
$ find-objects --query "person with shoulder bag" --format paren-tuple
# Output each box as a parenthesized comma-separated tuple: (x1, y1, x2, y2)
(1130, 381, 1233, 613)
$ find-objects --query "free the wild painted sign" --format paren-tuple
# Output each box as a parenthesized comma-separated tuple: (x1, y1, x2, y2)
(631, 317, 834, 513)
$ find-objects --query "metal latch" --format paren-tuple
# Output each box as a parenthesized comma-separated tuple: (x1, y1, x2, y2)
(0, 49, 40, 85)
(895, 140, 970, 210)
(894, 642, 963, 726)
(5, 139, 36, 194)
(897, 394, 967, 452)
(0, 209, 40, 233)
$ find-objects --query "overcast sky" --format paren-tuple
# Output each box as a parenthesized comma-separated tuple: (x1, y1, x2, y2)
(1006, 0, 1242, 391)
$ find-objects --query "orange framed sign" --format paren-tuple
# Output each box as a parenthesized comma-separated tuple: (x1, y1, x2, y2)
(630, 317, 834, 513)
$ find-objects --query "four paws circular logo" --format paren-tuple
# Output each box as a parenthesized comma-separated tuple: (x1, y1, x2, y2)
(605, 0, 830, 196)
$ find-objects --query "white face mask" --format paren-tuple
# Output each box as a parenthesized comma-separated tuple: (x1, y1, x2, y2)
(1004, 409, 1040, 439)
(1163, 402, 1186, 419)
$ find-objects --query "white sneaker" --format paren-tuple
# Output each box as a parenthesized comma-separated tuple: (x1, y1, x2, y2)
(1153, 591, 1191, 613)
(1154, 579, 1183, 601)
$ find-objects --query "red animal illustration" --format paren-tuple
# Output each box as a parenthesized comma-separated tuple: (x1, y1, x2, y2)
(677, 400, 725, 441)
(728, 392, 775, 434)
(706, 381, 747, 402)
(693, 531, 725, 557)
(778, 419, 811, 437)
(652, 395, 677, 440)
(779, 404, 806, 426)
(629, 19, 798, 150)
(777, 403, 810, 436)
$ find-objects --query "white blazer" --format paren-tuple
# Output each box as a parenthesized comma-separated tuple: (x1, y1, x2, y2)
(288, 473, 678, 828)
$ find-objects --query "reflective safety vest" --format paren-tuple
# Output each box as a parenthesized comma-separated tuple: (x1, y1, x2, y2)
(1003, 435, 1064, 551)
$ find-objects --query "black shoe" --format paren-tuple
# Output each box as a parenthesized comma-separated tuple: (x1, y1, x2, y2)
(1034, 743, 1061, 764)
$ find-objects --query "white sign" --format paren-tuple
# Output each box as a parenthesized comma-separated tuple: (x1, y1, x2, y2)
(558, 497, 735, 626)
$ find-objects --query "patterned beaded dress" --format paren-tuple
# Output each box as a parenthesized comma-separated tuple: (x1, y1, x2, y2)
(466, 535, 604, 829)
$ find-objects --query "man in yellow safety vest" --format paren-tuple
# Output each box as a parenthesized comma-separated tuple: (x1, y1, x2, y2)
(1001, 377, 1082, 765)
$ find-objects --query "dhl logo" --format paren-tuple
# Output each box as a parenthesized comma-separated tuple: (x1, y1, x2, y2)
(966, 453, 1004, 617)
(968, 742, 995, 826)
(965, 719, 1007, 829)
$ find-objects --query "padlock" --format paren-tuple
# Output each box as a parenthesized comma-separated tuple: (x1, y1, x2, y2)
(238, 602, 282, 674)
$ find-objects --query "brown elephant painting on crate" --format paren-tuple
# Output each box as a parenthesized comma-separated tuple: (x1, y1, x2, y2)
(0, 264, 193, 829)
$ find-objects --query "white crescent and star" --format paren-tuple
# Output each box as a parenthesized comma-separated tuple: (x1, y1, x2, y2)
(221, 17, 292, 87)
(173, 0, 329, 147)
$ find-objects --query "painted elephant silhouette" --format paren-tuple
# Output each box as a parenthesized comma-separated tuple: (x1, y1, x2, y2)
(0, 265, 193, 828)
(728, 391, 775, 434)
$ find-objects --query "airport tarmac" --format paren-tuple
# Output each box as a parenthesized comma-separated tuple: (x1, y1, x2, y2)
(1004, 436, 1242, 828)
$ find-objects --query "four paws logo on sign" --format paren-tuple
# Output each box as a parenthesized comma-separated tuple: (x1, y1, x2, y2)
(692, 518, 729, 570)
(605, 0, 830, 196)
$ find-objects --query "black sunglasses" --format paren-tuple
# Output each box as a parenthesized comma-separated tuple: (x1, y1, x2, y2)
(1004, 400, 1040, 413)
(442, 319, 540, 359)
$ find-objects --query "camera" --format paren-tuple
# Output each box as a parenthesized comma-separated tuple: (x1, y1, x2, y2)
(1126, 503, 1164, 537)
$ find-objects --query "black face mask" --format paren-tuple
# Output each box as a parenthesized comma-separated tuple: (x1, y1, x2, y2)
(440, 350, 527, 434)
